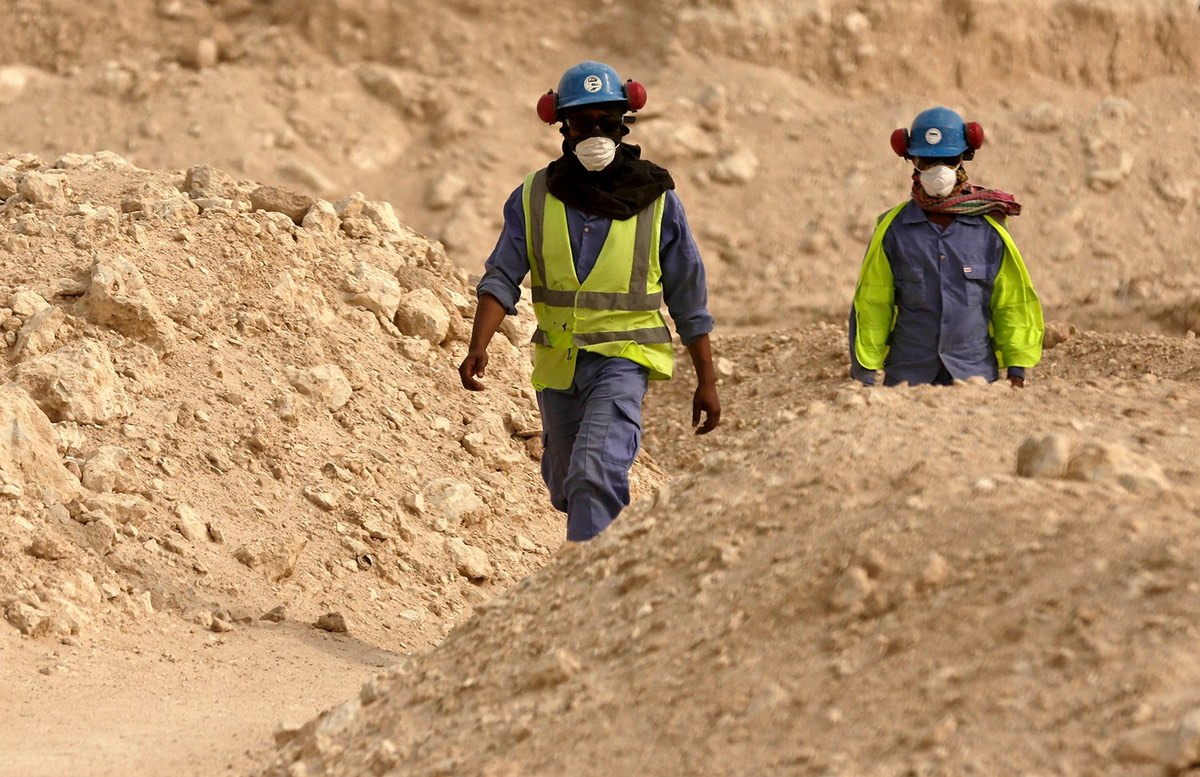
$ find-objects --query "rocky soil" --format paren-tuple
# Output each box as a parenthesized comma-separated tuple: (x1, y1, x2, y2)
(2, 1, 1200, 776)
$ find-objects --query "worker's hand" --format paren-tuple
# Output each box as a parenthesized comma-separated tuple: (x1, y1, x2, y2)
(1008, 376, 1025, 389)
(459, 349, 489, 391)
(692, 381, 721, 435)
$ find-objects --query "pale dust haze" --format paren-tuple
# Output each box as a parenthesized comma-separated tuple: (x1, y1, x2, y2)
(1, 2, 1199, 776)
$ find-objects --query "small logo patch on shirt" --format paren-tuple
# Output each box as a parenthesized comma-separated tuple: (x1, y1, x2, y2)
(963, 267, 973, 273)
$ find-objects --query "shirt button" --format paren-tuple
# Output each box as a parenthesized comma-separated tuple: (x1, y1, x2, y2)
(583, 227, 590, 233)
(939, 254, 946, 261)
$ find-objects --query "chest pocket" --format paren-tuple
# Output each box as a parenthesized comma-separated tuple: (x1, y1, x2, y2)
(961, 262, 997, 307)
(894, 269, 930, 311)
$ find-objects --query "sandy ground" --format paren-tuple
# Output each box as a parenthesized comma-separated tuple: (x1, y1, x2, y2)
(2, 619, 398, 777)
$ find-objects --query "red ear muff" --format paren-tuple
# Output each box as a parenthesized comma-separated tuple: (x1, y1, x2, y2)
(890, 128, 909, 158)
(536, 91, 558, 124)
(964, 121, 984, 150)
(625, 80, 646, 111)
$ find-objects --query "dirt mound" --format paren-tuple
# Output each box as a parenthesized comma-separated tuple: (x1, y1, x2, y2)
(0, 152, 671, 650)
(260, 326, 1200, 776)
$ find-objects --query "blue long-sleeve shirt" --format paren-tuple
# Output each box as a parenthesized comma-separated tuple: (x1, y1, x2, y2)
(477, 184, 714, 346)
(849, 202, 1026, 385)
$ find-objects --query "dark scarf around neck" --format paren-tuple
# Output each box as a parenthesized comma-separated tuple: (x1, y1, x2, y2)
(545, 143, 675, 220)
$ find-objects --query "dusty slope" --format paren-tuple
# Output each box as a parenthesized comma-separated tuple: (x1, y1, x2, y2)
(261, 327, 1200, 777)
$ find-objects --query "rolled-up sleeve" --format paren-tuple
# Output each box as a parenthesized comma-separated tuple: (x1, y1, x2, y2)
(659, 191, 715, 345)
(475, 185, 530, 315)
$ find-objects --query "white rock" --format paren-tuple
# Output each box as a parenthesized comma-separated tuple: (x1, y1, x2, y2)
(1164, 709, 1200, 770)
(9, 290, 50, 318)
(122, 183, 199, 222)
(343, 263, 402, 323)
(12, 341, 134, 425)
(362, 199, 402, 235)
(5, 602, 53, 636)
(175, 503, 209, 543)
(82, 516, 119, 555)
(1115, 710, 1200, 769)
(81, 446, 140, 494)
(181, 37, 219, 70)
(233, 536, 308, 581)
(334, 191, 366, 219)
(29, 533, 71, 560)
(286, 364, 353, 411)
(497, 301, 537, 347)
(446, 537, 492, 581)
(53, 151, 135, 172)
(18, 171, 68, 208)
(656, 123, 720, 161)
(0, 164, 18, 198)
(461, 413, 525, 472)
(182, 164, 237, 200)
(334, 192, 377, 239)
(79, 256, 177, 355)
(423, 478, 486, 532)
(314, 697, 360, 736)
(1088, 151, 1135, 190)
(438, 200, 487, 253)
(301, 200, 341, 235)
(83, 493, 150, 524)
(302, 486, 338, 512)
(1095, 96, 1138, 121)
(13, 306, 63, 358)
(394, 288, 450, 345)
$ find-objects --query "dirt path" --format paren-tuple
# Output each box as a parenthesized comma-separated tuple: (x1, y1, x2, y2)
(1, 619, 400, 777)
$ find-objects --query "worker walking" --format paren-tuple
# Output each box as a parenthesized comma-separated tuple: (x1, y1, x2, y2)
(459, 61, 720, 542)
(849, 106, 1044, 387)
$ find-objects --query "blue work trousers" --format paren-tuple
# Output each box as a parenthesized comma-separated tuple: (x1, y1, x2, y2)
(536, 351, 649, 542)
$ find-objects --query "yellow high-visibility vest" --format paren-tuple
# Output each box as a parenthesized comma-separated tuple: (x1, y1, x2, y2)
(853, 202, 1044, 371)
(522, 169, 675, 391)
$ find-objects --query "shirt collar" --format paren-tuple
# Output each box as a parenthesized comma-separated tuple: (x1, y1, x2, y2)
(900, 201, 985, 226)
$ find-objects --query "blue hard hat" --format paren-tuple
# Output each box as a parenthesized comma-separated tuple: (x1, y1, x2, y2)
(907, 106, 968, 157)
(555, 61, 629, 111)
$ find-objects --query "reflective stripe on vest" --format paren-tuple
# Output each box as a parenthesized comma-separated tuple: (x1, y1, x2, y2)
(522, 168, 674, 389)
(527, 169, 661, 311)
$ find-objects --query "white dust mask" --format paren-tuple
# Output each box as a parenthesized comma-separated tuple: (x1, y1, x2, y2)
(919, 164, 959, 198)
(574, 136, 617, 172)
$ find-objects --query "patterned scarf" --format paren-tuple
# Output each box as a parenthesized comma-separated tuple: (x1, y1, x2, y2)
(910, 166, 1022, 217)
